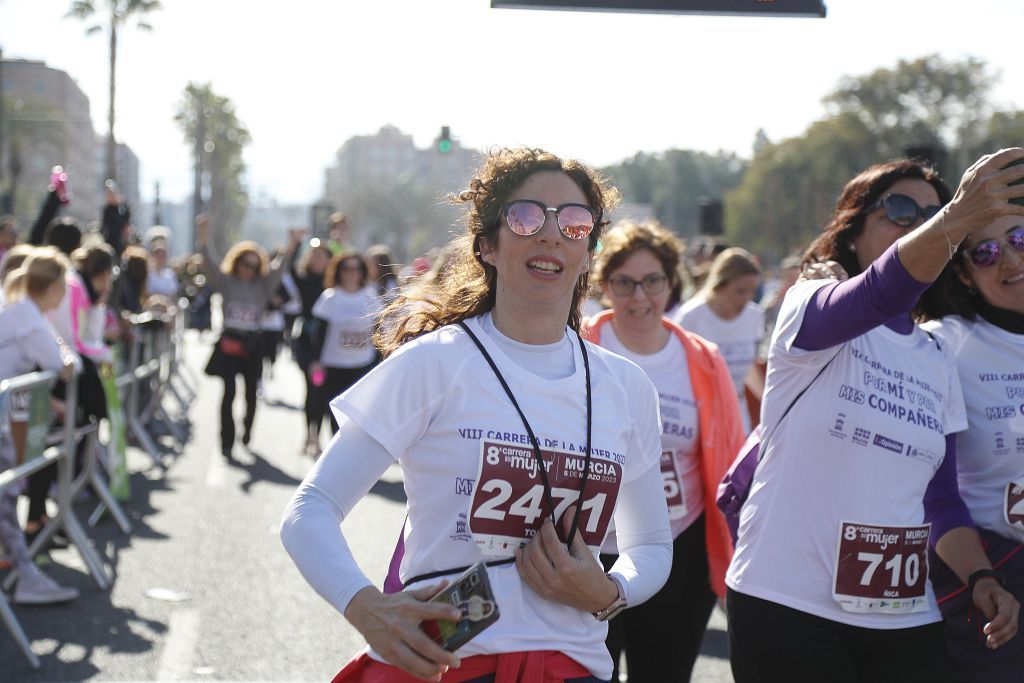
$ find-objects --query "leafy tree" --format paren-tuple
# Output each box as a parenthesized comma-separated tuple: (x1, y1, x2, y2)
(968, 110, 1024, 165)
(603, 149, 746, 237)
(725, 113, 876, 259)
(66, 0, 161, 182)
(727, 55, 1003, 261)
(174, 83, 250, 254)
(823, 54, 995, 178)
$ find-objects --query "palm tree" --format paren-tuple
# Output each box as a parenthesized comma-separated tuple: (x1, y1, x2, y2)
(65, 0, 161, 183)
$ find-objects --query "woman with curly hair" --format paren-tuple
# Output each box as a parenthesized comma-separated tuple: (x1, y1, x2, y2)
(584, 220, 744, 682)
(196, 215, 302, 458)
(282, 148, 672, 682)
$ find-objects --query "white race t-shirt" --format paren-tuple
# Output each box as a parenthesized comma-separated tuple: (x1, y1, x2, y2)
(312, 287, 382, 369)
(598, 323, 702, 540)
(924, 315, 1024, 543)
(673, 296, 763, 430)
(726, 280, 968, 630)
(330, 314, 663, 679)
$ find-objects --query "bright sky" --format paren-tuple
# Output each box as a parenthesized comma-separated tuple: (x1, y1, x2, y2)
(2, 0, 1023, 206)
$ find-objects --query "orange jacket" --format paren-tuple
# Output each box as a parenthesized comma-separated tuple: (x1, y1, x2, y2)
(582, 310, 745, 597)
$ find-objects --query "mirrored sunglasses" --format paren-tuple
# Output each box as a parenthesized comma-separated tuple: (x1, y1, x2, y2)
(607, 273, 668, 297)
(867, 193, 942, 229)
(501, 200, 598, 241)
(965, 225, 1024, 268)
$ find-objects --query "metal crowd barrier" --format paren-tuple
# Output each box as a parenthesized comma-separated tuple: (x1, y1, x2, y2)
(0, 305, 196, 669)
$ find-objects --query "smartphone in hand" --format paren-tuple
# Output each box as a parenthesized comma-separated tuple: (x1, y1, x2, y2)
(421, 563, 500, 652)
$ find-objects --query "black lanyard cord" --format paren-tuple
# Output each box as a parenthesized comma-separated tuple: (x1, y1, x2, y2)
(458, 320, 593, 551)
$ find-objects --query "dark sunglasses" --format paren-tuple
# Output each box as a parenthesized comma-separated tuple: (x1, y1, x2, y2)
(866, 193, 942, 228)
(239, 259, 261, 270)
(607, 273, 668, 297)
(964, 225, 1024, 268)
(501, 200, 599, 241)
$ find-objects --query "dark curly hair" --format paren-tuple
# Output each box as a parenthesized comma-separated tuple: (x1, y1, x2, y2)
(803, 159, 953, 278)
(375, 147, 620, 356)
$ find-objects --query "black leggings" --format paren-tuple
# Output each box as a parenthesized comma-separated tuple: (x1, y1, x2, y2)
(727, 589, 952, 683)
(304, 371, 327, 440)
(601, 514, 717, 682)
(324, 364, 374, 433)
(220, 370, 259, 453)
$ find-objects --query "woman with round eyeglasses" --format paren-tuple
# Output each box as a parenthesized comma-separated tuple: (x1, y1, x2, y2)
(309, 252, 383, 437)
(197, 215, 303, 458)
(281, 148, 672, 683)
(916, 216, 1024, 682)
(582, 220, 744, 682)
(726, 153, 1024, 683)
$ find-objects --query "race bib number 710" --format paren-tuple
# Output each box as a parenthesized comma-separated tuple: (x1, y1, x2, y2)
(833, 521, 930, 615)
(468, 440, 621, 557)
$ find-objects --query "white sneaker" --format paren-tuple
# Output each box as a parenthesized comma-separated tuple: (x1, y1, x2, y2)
(13, 568, 79, 605)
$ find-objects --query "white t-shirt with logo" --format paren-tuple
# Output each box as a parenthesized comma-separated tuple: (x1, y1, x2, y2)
(598, 323, 702, 540)
(673, 296, 763, 430)
(312, 287, 382, 369)
(330, 314, 662, 678)
(924, 315, 1024, 543)
(726, 280, 967, 629)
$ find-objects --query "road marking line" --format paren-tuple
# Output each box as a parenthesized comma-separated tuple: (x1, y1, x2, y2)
(205, 448, 226, 488)
(155, 608, 199, 681)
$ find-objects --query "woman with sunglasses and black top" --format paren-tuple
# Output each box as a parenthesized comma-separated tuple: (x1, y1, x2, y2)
(915, 215, 1024, 682)
(291, 239, 333, 455)
(726, 153, 1024, 683)
(309, 252, 383, 436)
(281, 148, 672, 683)
(197, 215, 303, 458)
(583, 220, 745, 682)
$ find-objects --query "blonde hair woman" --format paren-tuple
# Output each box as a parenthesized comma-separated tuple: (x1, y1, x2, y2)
(672, 246, 764, 431)
(0, 247, 79, 605)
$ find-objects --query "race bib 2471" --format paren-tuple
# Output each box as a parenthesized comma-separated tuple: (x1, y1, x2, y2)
(468, 439, 621, 557)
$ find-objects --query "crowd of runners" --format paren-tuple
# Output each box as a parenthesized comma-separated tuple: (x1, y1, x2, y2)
(276, 146, 1024, 683)
(3, 143, 1024, 683)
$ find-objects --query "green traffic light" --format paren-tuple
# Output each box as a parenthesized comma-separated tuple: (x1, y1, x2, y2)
(438, 139, 453, 154)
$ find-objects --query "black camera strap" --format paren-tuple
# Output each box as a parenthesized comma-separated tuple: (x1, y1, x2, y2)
(404, 319, 593, 587)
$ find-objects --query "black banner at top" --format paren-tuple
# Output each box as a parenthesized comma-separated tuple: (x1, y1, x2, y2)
(491, 0, 826, 17)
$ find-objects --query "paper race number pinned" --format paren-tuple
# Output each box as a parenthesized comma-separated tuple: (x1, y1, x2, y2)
(660, 450, 687, 520)
(833, 521, 930, 614)
(468, 439, 621, 556)
(1004, 481, 1024, 529)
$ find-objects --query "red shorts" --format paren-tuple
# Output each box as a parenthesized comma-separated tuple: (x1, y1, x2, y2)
(332, 650, 592, 683)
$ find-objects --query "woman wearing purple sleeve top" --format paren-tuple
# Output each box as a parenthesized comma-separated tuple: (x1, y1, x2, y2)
(725, 152, 1024, 683)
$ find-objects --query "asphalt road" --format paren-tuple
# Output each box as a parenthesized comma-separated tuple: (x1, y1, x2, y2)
(1, 331, 733, 682)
